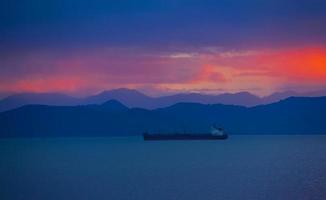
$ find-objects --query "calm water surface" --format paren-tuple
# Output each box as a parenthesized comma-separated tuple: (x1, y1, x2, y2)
(1, 135, 326, 200)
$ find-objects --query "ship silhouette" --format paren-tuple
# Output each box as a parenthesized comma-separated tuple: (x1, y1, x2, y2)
(143, 125, 228, 140)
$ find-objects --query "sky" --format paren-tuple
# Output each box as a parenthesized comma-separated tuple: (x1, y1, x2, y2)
(1, 0, 326, 96)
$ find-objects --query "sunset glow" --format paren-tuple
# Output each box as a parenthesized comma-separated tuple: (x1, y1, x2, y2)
(1, 0, 325, 96)
(0, 46, 325, 96)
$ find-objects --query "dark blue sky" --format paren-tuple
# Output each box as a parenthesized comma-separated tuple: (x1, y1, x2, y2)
(2, 0, 326, 50)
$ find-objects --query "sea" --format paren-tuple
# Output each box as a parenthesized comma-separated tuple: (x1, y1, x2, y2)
(1, 135, 326, 200)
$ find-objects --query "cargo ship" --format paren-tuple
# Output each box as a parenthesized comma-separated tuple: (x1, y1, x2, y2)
(143, 125, 228, 140)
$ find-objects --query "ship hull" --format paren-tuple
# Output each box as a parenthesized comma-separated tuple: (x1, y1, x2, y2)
(143, 133, 228, 140)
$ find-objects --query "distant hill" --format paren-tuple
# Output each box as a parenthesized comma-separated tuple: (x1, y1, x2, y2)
(260, 89, 326, 104)
(0, 93, 80, 112)
(154, 91, 261, 108)
(0, 88, 326, 112)
(83, 88, 154, 108)
(101, 100, 129, 112)
(0, 96, 325, 137)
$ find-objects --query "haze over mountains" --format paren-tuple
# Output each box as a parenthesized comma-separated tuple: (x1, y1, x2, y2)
(0, 96, 326, 137)
(1, 88, 326, 112)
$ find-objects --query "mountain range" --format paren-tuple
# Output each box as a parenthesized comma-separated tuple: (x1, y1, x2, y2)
(0, 96, 325, 137)
(1, 88, 326, 112)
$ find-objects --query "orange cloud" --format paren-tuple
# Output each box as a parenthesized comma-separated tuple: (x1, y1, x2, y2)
(1, 46, 325, 96)
(254, 47, 326, 81)
(191, 64, 227, 84)
(183, 46, 326, 95)
(0, 77, 86, 93)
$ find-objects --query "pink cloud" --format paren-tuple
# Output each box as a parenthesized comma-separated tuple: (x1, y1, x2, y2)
(190, 64, 227, 84)
(1, 46, 325, 95)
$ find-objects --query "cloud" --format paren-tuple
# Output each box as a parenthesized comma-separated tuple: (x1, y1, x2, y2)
(255, 47, 326, 81)
(0, 47, 200, 94)
(191, 64, 227, 84)
(0, 76, 86, 93)
(218, 50, 259, 58)
(167, 53, 198, 59)
(0, 46, 325, 96)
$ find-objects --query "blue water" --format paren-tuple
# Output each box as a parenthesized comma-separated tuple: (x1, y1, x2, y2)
(1, 136, 326, 200)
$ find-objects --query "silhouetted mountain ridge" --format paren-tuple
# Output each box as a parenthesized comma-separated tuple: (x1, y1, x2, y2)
(101, 100, 129, 111)
(0, 88, 326, 112)
(0, 93, 80, 112)
(0, 96, 325, 137)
